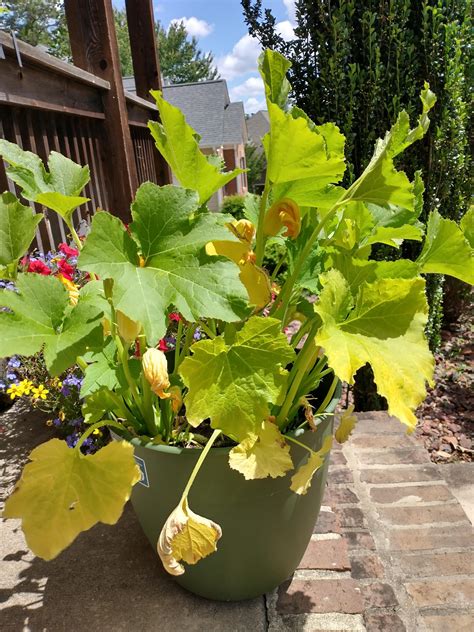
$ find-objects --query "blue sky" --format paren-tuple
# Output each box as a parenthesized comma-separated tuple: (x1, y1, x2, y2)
(113, 1, 296, 113)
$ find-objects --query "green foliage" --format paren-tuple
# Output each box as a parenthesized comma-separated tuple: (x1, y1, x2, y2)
(242, 0, 472, 349)
(149, 92, 244, 205)
(220, 195, 246, 220)
(0, 193, 42, 268)
(179, 317, 295, 441)
(244, 143, 266, 192)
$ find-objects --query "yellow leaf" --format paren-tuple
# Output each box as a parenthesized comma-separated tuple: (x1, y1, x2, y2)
(335, 406, 357, 443)
(290, 436, 332, 495)
(229, 419, 293, 480)
(157, 497, 222, 576)
(3, 439, 140, 560)
(239, 260, 271, 308)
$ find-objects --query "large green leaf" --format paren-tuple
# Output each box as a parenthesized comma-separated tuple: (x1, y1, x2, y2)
(263, 103, 346, 185)
(461, 207, 474, 248)
(3, 438, 140, 560)
(0, 140, 89, 223)
(179, 316, 295, 440)
(315, 270, 434, 431)
(78, 184, 250, 344)
(346, 85, 436, 211)
(0, 273, 103, 374)
(259, 49, 292, 109)
(148, 92, 243, 205)
(0, 192, 42, 266)
(417, 210, 474, 284)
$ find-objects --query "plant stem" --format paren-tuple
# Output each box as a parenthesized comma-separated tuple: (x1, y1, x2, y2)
(284, 433, 314, 455)
(198, 320, 216, 339)
(76, 356, 88, 372)
(291, 317, 314, 348)
(75, 419, 128, 451)
(176, 323, 198, 370)
(255, 180, 269, 266)
(270, 251, 287, 283)
(315, 374, 339, 414)
(181, 429, 222, 499)
(174, 318, 183, 368)
(69, 225, 82, 251)
(116, 337, 147, 422)
(276, 324, 320, 429)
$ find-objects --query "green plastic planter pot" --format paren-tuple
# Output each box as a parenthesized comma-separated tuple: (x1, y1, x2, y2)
(126, 387, 340, 602)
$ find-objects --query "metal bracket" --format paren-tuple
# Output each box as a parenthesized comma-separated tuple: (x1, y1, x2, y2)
(11, 30, 23, 71)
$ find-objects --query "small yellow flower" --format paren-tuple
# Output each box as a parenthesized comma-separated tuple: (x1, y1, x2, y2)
(142, 348, 171, 399)
(32, 384, 49, 400)
(7, 384, 21, 399)
(51, 377, 63, 389)
(46, 419, 53, 427)
(228, 219, 255, 244)
(57, 274, 79, 305)
(18, 379, 33, 395)
(59, 411, 66, 421)
(92, 429, 102, 436)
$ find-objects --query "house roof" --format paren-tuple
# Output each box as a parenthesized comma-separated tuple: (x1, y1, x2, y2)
(123, 77, 246, 148)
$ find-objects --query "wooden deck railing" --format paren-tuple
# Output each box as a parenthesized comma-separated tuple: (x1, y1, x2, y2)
(0, 29, 166, 252)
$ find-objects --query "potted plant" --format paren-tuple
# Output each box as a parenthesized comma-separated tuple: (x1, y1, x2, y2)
(1, 50, 472, 601)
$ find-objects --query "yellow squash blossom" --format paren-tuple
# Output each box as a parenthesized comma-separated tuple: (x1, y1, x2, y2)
(264, 198, 301, 239)
(206, 219, 271, 309)
(142, 348, 171, 399)
(116, 310, 142, 344)
(57, 274, 79, 305)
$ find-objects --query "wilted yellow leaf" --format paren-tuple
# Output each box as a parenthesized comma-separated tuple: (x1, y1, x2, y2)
(3, 439, 140, 560)
(157, 497, 222, 575)
(335, 406, 357, 443)
(229, 419, 293, 479)
(290, 435, 332, 495)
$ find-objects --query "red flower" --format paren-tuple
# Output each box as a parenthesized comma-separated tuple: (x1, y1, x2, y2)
(168, 312, 182, 322)
(57, 259, 75, 280)
(28, 260, 51, 275)
(58, 243, 79, 258)
(158, 339, 168, 351)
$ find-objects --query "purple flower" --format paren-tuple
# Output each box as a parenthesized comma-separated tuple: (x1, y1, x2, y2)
(61, 385, 71, 397)
(66, 433, 79, 448)
(52, 418, 62, 427)
(193, 327, 202, 341)
(0, 381, 6, 390)
(7, 357, 21, 369)
(63, 375, 83, 388)
(71, 418, 83, 428)
(0, 280, 16, 292)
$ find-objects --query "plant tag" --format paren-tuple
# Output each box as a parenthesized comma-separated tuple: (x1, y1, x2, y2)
(134, 455, 149, 488)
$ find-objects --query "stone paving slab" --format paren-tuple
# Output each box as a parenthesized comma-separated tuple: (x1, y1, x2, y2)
(1, 405, 473, 631)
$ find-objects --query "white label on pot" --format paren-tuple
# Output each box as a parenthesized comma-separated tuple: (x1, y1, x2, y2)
(134, 455, 150, 488)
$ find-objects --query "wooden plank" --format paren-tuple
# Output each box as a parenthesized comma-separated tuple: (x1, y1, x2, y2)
(0, 30, 110, 90)
(124, 0, 162, 99)
(0, 53, 106, 118)
(65, 0, 138, 221)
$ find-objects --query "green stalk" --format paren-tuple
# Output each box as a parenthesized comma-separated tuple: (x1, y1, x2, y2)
(276, 324, 321, 429)
(75, 419, 128, 451)
(181, 429, 222, 499)
(198, 320, 216, 339)
(315, 374, 339, 415)
(176, 323, 198, 371)
(141, 373, 157, 435)
(68, 224, 82, 251)
(291, 317, 314, 349)
(116, 337, 147, 422)
(255, 179, 270, 266)
(284, 433, 314, 455)
(270, 251, 287, 283)
(174, 318, 183, 368)
(76, 355, 88, 372)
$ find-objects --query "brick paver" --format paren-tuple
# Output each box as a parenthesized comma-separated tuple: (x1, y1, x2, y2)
(267, 412, 474, 631)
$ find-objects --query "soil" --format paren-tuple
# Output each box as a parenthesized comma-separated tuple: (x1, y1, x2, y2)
(415, 305, 473, 463)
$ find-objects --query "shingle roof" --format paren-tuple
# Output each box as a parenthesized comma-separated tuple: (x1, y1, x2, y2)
(123, 77, 246, 148)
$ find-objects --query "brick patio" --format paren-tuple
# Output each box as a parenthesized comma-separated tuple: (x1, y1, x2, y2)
(269, 412, 474, 631)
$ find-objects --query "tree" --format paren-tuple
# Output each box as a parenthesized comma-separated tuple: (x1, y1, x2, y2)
(156, 21, 219, 83)
(245, 143, 266, 193)
(0, 0, 70, 59)
(242, 0, 472, 350)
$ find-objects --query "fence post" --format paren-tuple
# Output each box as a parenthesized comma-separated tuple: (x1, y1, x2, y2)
(64, 0, 138, 221)
(125, 0, 172, 186)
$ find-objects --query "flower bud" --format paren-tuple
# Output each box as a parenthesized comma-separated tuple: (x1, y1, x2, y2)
(116, 310, 142, 344)
(102, 317, 112, 337)
(142, 348, 170, 399)
(263, 198, 301, 239)
(229, 219, 255, 243)
(169, 385, 183, 413)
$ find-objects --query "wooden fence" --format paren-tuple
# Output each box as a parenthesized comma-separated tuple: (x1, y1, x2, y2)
(0, 26, 167, 252)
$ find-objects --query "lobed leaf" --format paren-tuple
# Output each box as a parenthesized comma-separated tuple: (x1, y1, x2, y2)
(0, 192, 42, 266)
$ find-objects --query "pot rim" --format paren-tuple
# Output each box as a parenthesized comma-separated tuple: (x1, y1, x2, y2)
(112, 380, 341, 456)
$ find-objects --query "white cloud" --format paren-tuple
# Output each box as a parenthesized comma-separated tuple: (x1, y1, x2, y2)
(282, 0, 297, 24)
(275, 20, 295, 42)
(230, 76, 264, 100)
(217, 33, 262, 80)
(244, 97, 267, 114)
(170, 16, 213, 38)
